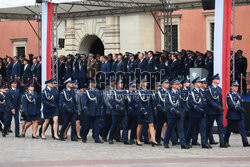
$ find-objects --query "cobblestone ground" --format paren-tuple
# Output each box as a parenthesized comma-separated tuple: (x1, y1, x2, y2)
(0, 125, 250, 167)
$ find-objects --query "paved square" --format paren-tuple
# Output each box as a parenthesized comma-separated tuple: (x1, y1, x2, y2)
(0, 126, 250, 167)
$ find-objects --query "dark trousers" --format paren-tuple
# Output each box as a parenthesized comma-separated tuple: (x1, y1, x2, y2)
(0, 112, 4, 131)
(155, 113, 166, 143)
(164, 117, 186, 146)
(186, 117, 207, 145)
(224, 119, 248, 144)
(128, 114, 137, 141)
(3, 111, 19, 136)
(206, 114, 224, 144)
(109, 115, 128, 142)
(102, 114, 112, 139)
(60, 112, 76, 139)
(80, 114, 100, 141)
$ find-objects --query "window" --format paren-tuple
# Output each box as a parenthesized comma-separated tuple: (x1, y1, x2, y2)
(165, 25, 178, 52)
(16, 47, 25, 58)
(210, 23, 214, 51)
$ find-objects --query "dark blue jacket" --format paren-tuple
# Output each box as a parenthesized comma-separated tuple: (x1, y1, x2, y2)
(206, 85, 223, 115)
(64, 61, 73, 80)
(110, 89, 127, 116)
(59, 88, 76, 113)
(42, 87, 58, 115)
(22, 91, 39, 115)
(136, 59, 147, 78)
(188, 88, 204, 118)
(226, 90, 245, 120)
(167, 59, 178, 80)
(82, 88, 103, 116)
(179, 87, 190, 112)
(100, 61, 111, 80)
(127, 59, 137, 73)
(22, 64, 32, 84)
(72, 60, 79, 79)
(79, 60, 87, 78)
(146, 57, 156, 73)
(5, 88, 21, 111)
(6, 62, 13, 78)
(0, 93, 6, 112)
(165, 89, 184, 119)
(155, 88, 168, 116)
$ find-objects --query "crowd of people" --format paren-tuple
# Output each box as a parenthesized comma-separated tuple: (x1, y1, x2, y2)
(0, 49, 249, 149)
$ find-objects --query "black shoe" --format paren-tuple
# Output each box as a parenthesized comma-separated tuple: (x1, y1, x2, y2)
(243, 143, 250, 147)
(186, 143, 192, 148)
(144, 141, 151, 144)
(172, 141, 180, 146)
(192, 142, 201, 146)
(115, 138, 122, 142)
(82, 139, 87, 143)
(156, 142, 162, 146)
(20, 134, 25, 138)
(109, 140, 114, 144)
(151, 142, 157, 147)
(2, 133, 6, 137)
(8, 129, 13, 133)
(181, 144, 190, 149)
(77, 136, 82, 140)
(225, 143, 231, 147)
(202, 144, 212, 149)
(130, 140, 135, 145)
(15, 134, 21, 138)
(102, 137, 107, 142)
(60, 137, 65, 141)
(124, 141, 131, 145)
(71, 138, 78, 142)
(164, 144, 169, 148)
(210, 141, 219, 145)
(136, 141, 142, 146)
(41, 137, 46, 140)
(32, 135, 39, 139)
(220, 143, 228, 148)
(95, 140, 104, 144)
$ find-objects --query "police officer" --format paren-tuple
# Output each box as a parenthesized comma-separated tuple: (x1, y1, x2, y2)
(186, 77, 211, 149)
(41, 79, 59, 140)
(201, 78, 218, 145)
(135, 79, 157, 146)
(183, 50, 194, 77)
(163, 79, 190, 149)
(127, 53, 137, 86)
(81, 78, 104, 143)
(166, 54, 178, 80)
(11, 56, 21, 80)
(21, 83, 39, 138)
(59, 78, 77, 141)
(99, 55, 111, 90)
(224, 81, 250, 147)
(108, 79, 130, 145)
(64, 55, 73, 81)
(2, 79, 21, 137)
(127, 82, 138, 144)
(155, 79, 169, 145)
(72, 54, 80, 82)
(194, 51, 205, 68)
(206, 74, 227, 148)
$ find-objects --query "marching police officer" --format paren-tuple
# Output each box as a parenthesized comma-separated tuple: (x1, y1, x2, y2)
(41, 79, 59, 140)
(154, 79, 169, 145)
(81, 78, 104, 143)
(224, 81, 250, 147)
(21, 83, 39, 138)
(163, 79, 190, 149)
(206, 74, 227, 148)
(108, 79, 130, 145)
(2, 79, 21, 137)
(186, 77, 211, 149)
(59, 78, 77, 141)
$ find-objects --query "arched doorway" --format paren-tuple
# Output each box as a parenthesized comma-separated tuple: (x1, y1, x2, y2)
(79, 35, 104, 55)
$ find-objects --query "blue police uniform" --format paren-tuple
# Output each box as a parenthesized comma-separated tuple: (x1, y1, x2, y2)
(167, 59, 178, 80)
(59, 87, 77, 140)
(42, 87, 58, 119)
(11, 61, 21, 79)
(186, 87, 210, 147)
(78, 59, 87, 89)
(99, 61, 111, 89)
(108, 88, 129, 144)
(64, 61, 73, 80)
(3, 87, 21, 136)
(72, 59, 80, 81)
(136, 58, 147, 79)
(206, 81, 226, 146)
(224, 90, 249, 146)
(80, 88, 103, 142)
(163, 84, 189, 148)
(0, 92, 6, 130)
(22, 91, 39, 122)
(6, 62, 13, 81)
(154, 87, 168, 144)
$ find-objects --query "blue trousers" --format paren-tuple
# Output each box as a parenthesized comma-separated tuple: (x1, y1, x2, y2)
(155, 113, 167, 143)
(3, 111, 19, 136)
(128, 114, 137, 141)
(224, 119, 248, 144)
(109, 115, 128, 142)
(164, 117, 186, 146)
(206, 115, 224, 144)
(80, 114, 100, 141)
(60, 112, 76, 139)
(186, 117, 207, 145)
